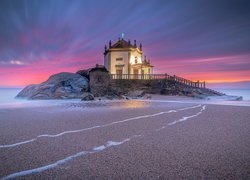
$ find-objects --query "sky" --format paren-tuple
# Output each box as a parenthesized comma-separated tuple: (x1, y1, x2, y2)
(0, 0, 250, 88)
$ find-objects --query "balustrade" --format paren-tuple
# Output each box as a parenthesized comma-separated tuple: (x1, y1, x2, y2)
(110, 73, 206, 88)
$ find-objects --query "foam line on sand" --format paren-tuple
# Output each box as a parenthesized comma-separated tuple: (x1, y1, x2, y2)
(0, 104, 201, 148)
(2, 135, 141, 180)
(0, 139, 36, 148)
(157, 105, 206, 130)
(168, 105, 206, 126)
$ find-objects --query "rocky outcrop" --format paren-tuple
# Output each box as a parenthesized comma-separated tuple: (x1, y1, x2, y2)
(16, 72, 89, 99)
(16, 66, 228, 100)
(89, 65, 110, 97)
(205, 95, 243, 101)
(81, 92, 95, 101)
(109, 79, 226, 98)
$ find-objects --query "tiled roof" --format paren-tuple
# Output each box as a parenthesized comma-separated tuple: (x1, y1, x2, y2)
(110, 39, 135, 49)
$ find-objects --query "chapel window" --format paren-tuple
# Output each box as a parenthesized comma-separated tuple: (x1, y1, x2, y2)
(116, 58, 123, 61)
(135, 57, 138, 64)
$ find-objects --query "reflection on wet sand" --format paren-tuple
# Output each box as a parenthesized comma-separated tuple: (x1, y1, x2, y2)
(60, 100, 152, 109)
(111, 100, 151, 109)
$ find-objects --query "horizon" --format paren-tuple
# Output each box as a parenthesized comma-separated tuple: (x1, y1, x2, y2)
(0, 0, 250, 88)
(1, 80, 250, 90)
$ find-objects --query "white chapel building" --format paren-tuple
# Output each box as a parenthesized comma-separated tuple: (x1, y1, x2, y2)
(104, 38, 153, 79)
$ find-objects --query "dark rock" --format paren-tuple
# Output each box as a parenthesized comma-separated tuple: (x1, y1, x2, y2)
(76, 65, 108, 81)
(119, 95, 127, 99)
(127, 90, 145, 97)
(182, 88, 192, 95)
(105, 95, 115, 100)
(145, 94, 152, 99)
(236, 96, 243, 101)
(76, 69, 90, 79)
(186, 93, 195, 97)
(89, 67, 110, 97)
(195, 89, 203, 94)
(81, 92, 95, 101)
(16, 72, 89, 99)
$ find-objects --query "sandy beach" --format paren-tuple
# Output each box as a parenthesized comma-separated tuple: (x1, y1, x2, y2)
(0, 96, 249, 179)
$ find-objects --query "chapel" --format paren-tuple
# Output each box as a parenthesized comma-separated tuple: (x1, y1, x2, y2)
(104, 38, 153, 79)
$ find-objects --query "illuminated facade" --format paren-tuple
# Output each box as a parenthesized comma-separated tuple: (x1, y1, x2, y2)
(104, 38, 153, 78)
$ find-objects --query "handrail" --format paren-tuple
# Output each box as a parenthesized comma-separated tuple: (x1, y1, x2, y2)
(110, 73, 207, 89)
(109, 73, 225, 95)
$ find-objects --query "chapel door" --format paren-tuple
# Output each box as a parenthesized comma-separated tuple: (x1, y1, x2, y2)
(116, 69, 123, 79)
(133, 69, 138, 79)
(141, 69, 145, 79)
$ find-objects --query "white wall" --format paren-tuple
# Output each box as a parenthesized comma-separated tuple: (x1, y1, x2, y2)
(109, 51, 129, 74)
(104, 53, 110, 71)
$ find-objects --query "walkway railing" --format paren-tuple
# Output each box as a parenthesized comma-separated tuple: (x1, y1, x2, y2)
(110, 74, 171, 80)
(110, 73, 206, 88)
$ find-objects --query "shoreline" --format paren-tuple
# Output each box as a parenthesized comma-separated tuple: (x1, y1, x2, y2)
(0, 96, 249, 179)
(0, 94, 250, 110)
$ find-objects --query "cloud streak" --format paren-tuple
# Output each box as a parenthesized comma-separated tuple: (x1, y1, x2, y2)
(0, 0, 250, 87)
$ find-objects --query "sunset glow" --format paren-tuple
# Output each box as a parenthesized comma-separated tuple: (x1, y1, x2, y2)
(0, 0, 249, 88)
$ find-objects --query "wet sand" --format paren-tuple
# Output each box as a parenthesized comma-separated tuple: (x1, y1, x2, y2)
(0, 97, 249, 179)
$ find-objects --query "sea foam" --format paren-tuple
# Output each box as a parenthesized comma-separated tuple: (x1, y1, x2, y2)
(2, 135, 140, 180)
(0, 104, 201, 149)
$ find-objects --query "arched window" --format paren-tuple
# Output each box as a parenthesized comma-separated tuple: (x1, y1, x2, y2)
(135, 56, 138, 64)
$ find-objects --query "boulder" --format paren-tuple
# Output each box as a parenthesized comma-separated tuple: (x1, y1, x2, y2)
(104, 94, 127, 100)
(236, 96, 243, 101)
(194, 89, 203, 94)
(182, 88, 192, 95)
(206, 95, 243, 101)
(144, 94, 152, 99)
(81, 92, 95, 101)
(126, 90, 145, 97)
(16, 72, 89, 99)
(76, 69, 90, 79)
(105, 95, 115, 100)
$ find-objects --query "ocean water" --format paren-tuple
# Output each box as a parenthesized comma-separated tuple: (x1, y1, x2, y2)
(0, 88, 249, 109)
(214, 89, 250, 101)
(0, 88, 21, 103)
(0, 88, 81, 108)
